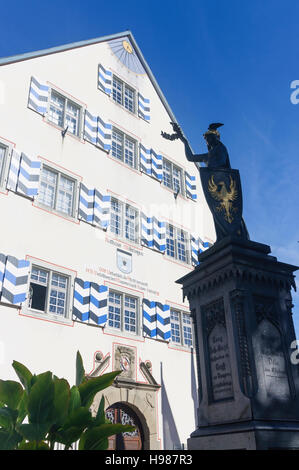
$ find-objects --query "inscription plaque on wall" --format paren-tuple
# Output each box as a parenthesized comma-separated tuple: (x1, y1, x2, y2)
(257, 319, 290, 399)
(208, 324, 234, 401)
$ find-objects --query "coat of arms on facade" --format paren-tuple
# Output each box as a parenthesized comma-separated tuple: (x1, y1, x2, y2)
(114, 345, 136, 380)
(117, 249, 132, 274)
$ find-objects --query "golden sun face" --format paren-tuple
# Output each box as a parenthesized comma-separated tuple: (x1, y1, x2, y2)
(108, 37, 146, 74)
(122, 40, 133, 54)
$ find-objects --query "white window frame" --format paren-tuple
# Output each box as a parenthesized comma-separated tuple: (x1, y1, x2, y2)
(110, 197, 139, 244)
(0, 141, 11, 190)
(111, 127, 137, 169)
(112, 75, 136, 114)
(170, 309, 193, 348)
(47, 88, 83, 138)
(165, 223, 190, 264)
(107, 289, 140, 336)
(36, 162, 79, 220)
(162, 158, 184, 195)
(23, 258, 74, 324)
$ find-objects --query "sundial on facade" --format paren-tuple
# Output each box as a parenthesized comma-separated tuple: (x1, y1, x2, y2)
(108, 37, 146, 74)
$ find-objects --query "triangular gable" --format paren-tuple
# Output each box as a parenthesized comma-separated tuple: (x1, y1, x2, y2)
(108, 37, 146, 75)
(0, 30, 178, 124)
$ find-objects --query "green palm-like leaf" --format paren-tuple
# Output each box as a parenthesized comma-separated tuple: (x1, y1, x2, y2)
(0, 380, 23, 409)
(12, 361, 33, 393)
(51, 378, 70, 426)
(76, 351, 86, 386)
(27, 372, 54, 424)
(18, 440, 50, 450)
(0, 429, 23, 450)
(69, 386, 81, 414)
(17, 422, 52, 441)
(79, 424, 135, 450)
(78, 371, 121, 408)
(0, 407, 18, 430)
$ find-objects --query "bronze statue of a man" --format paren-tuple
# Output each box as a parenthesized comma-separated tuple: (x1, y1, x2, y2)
(161, 122, 249, 242)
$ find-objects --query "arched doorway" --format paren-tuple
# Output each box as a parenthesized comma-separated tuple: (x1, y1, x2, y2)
(105, 403, 144, 450)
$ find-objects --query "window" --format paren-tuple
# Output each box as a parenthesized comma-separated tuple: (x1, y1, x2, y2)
(170, 309, 193, 347)
(37, 165, 77, 217)
(108, 290, 139, 334)
(0, 143, 8, 188)
(166, 224, 190, 264)
(162, 158, 183, 195)
(28, 265, 70, 319)
(48, 89, 82, 136)
(110, 198, 139, 243)
(112, 76, 136, 114)
(111, 128, 137, 168)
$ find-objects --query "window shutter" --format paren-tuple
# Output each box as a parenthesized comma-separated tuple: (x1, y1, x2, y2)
(7, 149, 21, 192)
(16, 153, 41, 198)
(138, 93, 150, 121)
(89, 283, 108, 326)
(191, 235, 200, 266)
(78, 183, 95, 224)
(143, 299, 157, 338)
(1, 256, 30, 305)
(156, 302, 171, 341)
(73, 278, 90, 322)
(28, 77, 49, 116)
(98, 64, 112, 95)
(141, 213, 153, 248)
(185, 172, 197, 200)
(0, 253, 7, 299)
(96, 115, 112, 151)
(139, 144, 152, 176)
(151, 150, 163, 182)
(84, 110, 98, 145)
(94, 189, 111, 229)
(152, 217, 166, 252)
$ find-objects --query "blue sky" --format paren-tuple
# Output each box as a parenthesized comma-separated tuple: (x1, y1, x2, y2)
(1, 0, 299, 331)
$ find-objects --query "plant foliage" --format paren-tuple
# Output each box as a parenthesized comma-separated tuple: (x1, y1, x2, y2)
(0, 351, 134, 450)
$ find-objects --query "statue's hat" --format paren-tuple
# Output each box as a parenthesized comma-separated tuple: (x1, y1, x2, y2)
(203, 123, 223, 139)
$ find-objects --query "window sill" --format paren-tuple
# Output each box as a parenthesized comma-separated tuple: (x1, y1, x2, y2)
(21, 307, 73, 326)
(44, 119, 83, 143)
(33, 201, 78, 224)
(168, 342, 193, 352)
(103, 326, 142, 341)
(164, 254, 192, 269)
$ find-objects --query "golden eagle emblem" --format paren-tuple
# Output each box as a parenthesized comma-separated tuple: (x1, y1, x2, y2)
(208, 175, 238, 223)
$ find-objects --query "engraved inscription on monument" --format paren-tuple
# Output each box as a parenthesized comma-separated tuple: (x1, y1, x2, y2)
(208, 323, 234, 401)
(258, 319, 290, 399)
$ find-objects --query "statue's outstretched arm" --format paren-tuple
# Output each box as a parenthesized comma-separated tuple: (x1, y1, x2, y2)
(161, 122, 208, 163)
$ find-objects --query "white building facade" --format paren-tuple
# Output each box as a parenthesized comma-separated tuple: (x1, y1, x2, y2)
(0, 31, 215, 450)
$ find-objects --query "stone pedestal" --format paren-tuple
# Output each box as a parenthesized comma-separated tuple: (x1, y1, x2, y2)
(176, 236, 299, 450)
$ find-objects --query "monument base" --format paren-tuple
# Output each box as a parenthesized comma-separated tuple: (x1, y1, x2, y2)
(187, 420, 299, 450)
(176, 236, 299, 451)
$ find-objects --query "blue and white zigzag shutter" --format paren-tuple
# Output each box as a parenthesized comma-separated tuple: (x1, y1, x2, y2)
(156, 303, 171, 341)
(16, 153, 41, 199)
(7, 149, 21, 192)
(89, 283, 108, 326)
(84, 110, 98, 145)
(94, 189, 111, 229)
(151, 150, 163, 182)
(0, 253, 7, 300)
(97, 115, 112, 152)
(78, 184, 95, 225)
(138, 93, 150, 121)
(28, 77, 49, 116)
(73, 278, 90, 322)
(1, 256, 30, 306)
(143, 299, 157, 338)
(152, 217, 166, 252)
(98, 64, 112, 95)
(185, 172, 197, 201)
(141, 213, 153, 248)
(139, 144, 152, 176)
(191, 235, 200, 266)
